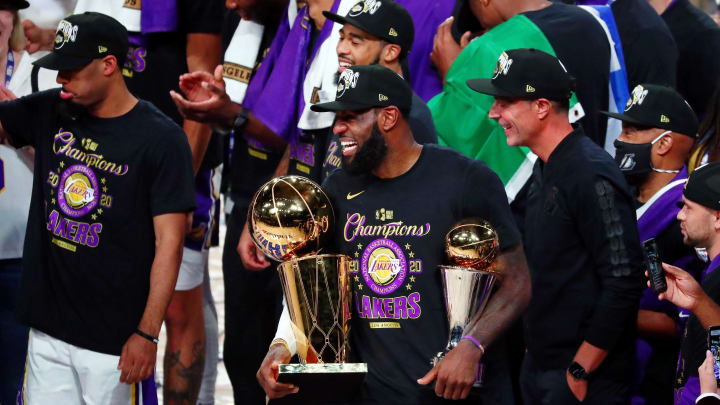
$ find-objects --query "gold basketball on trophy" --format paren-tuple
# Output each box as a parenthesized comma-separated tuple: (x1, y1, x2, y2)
(248, 175, 334, 262)
(445, 220, 499, 271)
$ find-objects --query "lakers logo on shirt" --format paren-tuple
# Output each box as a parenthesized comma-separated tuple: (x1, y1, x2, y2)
(58, 164, 99, 218)
(361, 238, 407, 295)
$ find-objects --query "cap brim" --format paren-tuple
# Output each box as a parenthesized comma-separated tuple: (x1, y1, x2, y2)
(598, 110, 652, 127)
(323, 11, 351, 26)
(33, 52, 94, 71)
(310, 100, 375, 113)
(322, 11, 387, 42)
(466, 78, 518, 98)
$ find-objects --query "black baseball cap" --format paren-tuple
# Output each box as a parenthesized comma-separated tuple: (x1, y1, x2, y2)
(33, 12, 129, 71)
(467, 48, 575, 101)
(684, 162, 720, 210)
(310, 64, 412, 112)
(599, 84, 698, 138)
(324, 0, 414, 52)
(0, 0, 29, 10)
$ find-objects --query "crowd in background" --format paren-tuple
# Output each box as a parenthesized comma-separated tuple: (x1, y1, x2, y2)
(4, 0, 720, 404)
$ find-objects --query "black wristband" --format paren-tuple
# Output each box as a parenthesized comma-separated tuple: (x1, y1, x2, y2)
(135, 329, 159, 344)
(233, 107, 250, 134)
(568, 361, 591, 380)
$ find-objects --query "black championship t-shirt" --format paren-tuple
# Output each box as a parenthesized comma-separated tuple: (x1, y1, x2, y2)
(0, 90, 196, 355)
(322, 144, 521, 405)
(321, 91, 438, 182)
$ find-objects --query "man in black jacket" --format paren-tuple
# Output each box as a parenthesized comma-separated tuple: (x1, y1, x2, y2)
(470, 48, 645, 404)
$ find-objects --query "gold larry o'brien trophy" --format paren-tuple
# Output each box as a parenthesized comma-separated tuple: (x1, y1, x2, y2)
(432, 220, 500, 387)
(248, 175, 367, 403)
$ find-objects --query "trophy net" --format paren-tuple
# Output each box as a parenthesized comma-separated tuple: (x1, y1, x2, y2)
(278, 254, 352, 364)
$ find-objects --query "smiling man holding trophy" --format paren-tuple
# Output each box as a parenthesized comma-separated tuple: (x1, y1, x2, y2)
(254, 64, 531, 405)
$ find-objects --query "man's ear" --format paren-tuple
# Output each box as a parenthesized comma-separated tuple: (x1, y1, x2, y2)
(378, 106, 400, 132)
(713, 208, 720, 233)
(535, 98, 551, 120)
(654, 133, 675, 156)
(101, 55, 119, 77)
(381, 43, 402, 65)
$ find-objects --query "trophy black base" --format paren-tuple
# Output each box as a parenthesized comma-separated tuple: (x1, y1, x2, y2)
(271, 363, 368, 405)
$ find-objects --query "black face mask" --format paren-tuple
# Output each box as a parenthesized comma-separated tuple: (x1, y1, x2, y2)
(613, 131, 676, 186)
(614, 139, 653, 185)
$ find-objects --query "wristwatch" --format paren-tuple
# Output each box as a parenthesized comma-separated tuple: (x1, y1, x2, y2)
(568, 361, 591, 380)
(232, 107, 250, 134)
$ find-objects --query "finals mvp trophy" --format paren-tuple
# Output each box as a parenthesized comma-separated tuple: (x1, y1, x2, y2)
(248, 175, 367, 404)
(431, 220, 500, 387)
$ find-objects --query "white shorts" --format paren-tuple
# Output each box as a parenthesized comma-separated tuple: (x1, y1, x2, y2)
(175, 247, 208, 291)
(19, 329, 157, 405)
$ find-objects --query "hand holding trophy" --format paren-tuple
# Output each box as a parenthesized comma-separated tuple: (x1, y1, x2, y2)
(432, 220, 500, 387)
(248, 175, 367, 403)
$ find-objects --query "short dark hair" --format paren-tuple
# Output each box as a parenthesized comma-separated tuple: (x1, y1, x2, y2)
(551, 98, 569, 112)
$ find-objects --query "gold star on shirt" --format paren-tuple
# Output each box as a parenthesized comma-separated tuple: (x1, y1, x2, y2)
(357, 243, 362, 250)
(101, 178, 106, 184)
(354, 251, 359, 258)
(50, 189, 54, 195)
(51, 198, 56, 204)
(91, 214, 97, 220)
(410, 276, 416, 283)
(405, 243, 411, 250)
(358, 284, 363, 290)
(406, 284, 412, 290)
(409, 251, 415, 258)
(59, 161, 64, 168)
(102, 186, 108, 193)
(97, 208, 103, 215)
(354, 275, 360, 282)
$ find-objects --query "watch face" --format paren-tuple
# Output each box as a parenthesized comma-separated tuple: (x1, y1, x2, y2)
(569, 362, 589, 380)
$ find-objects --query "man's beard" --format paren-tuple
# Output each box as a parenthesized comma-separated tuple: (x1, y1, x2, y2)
(343, 123, 387, 175)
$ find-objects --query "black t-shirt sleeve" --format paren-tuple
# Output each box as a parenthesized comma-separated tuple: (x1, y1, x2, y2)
(461, 161, 522, 251)
(149, 126, 197, 216)
(0, 89, 55, 147)
(571, 172, 644, 350)
(178, 0, 224, 34)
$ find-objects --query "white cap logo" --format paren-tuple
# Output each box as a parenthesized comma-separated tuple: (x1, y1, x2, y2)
(492, 52, 513, 79)
(337, 68, 360, 98)
(349, 0, 382, 17)
(55, 20, 78, 50)
(625, 85, 649, 112)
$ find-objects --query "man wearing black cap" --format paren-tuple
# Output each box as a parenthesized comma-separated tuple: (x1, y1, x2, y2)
(256, 64, 531, 404)
(0, 12, 196, 404)
(600, 84, 702, 403)
(318, 0, 437, 180)
(643, 162, 720, 404)
(469, 48, 644, 404)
